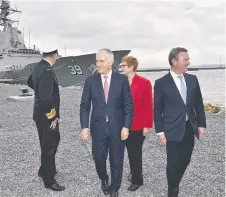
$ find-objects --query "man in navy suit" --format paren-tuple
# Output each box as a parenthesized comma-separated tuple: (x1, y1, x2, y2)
(154, 47, 206, 197)
(80, 48, 134, 197)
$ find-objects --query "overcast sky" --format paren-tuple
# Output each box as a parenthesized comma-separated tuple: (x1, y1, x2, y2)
(9, 0, 225, 67)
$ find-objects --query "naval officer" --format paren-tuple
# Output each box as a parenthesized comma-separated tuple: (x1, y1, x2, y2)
(27, 49, 65, 191)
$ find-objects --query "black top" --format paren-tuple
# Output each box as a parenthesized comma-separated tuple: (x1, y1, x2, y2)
(27, 59, 60, 121)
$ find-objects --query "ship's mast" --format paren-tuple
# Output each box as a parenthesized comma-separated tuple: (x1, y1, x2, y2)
(0, 0, 21, 28)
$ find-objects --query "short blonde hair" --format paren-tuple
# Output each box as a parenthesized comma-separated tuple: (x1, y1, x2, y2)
(121, 56, 138, 71)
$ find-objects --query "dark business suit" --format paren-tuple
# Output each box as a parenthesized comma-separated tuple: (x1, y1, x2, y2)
(80, 71, 134, 192)
(27, 59, 60, 186)
(154, 71, 206, 190)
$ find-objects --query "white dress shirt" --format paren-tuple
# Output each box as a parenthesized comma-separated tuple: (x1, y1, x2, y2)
(157, 70, 188, 136)
(170, 70, 187, 96)
(100, 71, 129, 131)
(101, 71, 112, 90)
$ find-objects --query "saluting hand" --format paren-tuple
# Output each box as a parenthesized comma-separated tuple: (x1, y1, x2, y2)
(81, 128, 89, 142)
(121, 128, 129, 140)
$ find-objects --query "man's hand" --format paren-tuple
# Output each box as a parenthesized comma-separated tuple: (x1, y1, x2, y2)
(121, 127, 129, 140)
(50, 118, 58, 130)
(198, 127, 205, 140)
(143, 128, 151, 136)
(158, 133, 167, 145)
(81, 128, 89, 142)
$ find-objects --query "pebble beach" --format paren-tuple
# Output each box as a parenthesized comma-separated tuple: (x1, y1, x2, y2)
(0, 83, 225, 197)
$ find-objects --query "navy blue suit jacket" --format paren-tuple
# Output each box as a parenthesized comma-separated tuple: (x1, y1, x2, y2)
(154, 72, 206, 142)
(80, 72, 134, 141)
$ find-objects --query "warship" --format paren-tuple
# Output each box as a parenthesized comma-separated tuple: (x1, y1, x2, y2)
(0, 0, 131, 87)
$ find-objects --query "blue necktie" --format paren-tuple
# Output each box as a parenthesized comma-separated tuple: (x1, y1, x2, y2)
(178, 76, 187, 104)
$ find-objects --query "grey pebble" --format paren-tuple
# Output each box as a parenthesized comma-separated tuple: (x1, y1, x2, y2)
(0, 84, 224, 197)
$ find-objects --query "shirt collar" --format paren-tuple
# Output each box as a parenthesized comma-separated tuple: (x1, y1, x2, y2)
(43, 58, 53, 66)
(131, 73, 138, 82)
(170, 69, 183, 80)
(101, 71, 112, 78)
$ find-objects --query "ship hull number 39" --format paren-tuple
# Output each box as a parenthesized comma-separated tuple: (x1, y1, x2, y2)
(68, 65, 83, 75)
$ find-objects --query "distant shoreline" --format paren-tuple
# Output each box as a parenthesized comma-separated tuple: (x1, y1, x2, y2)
(0, 83, 225, 108)
(137, 67, 225, 72)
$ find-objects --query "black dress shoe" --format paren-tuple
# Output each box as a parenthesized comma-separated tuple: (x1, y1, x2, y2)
(38, 170, 58, 177)
(101, 179, 109, 195)
(110, 190, 118, 197)
(128, 184, 142, 191)
(168, 187, 179, 197)
(45, 182, 65, 191)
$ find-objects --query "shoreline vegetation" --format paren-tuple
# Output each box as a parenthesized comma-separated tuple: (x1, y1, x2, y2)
(204, 103, 225, 114)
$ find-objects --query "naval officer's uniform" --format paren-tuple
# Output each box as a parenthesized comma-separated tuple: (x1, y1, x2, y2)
(27, 49, 65, 191)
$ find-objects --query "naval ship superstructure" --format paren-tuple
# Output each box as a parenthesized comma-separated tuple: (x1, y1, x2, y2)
(0, 0, 42, 72)
(0, 0, 131, 87)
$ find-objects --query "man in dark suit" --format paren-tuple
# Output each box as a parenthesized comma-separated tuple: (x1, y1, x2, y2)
(80, 48, 134, 197)
(27, 49, 65, 191)
(154, 47, 206, 197)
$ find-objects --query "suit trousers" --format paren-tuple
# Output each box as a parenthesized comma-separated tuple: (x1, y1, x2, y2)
(125, 130, 145, 185)
(35, 115, 60, 185)
(166, 121, 195, 188)
(92, 122, 125, 192)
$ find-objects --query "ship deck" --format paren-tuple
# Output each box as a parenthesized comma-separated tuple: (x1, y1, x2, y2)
(0, 79, 14, 82)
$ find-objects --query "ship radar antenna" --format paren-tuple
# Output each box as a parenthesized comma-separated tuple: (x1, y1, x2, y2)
(15, 4, 20, 28)
(0, 0, 22, 27)
(16, 14, 19, 28)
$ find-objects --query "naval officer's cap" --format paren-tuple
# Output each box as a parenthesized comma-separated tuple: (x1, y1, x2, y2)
(43, 49, 58, 57)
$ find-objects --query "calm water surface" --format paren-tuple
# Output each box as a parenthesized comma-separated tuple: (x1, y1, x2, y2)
(139, 69, 225, 106)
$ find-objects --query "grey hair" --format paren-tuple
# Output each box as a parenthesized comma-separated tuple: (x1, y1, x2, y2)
(168, 47, 188, 66)
(97, 48, 114, 62)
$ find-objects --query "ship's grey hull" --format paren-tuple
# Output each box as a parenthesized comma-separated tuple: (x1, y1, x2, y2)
(0, 50, 130, 87)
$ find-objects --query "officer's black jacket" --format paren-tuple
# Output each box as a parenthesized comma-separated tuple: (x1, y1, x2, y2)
(27, 59, 60, 121)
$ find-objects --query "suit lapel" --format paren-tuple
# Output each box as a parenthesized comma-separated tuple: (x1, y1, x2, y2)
(167, 72, 185, 106)
(96, 73, 106, 103)
(184, 73, 191, 106)
(107, 72, 116, 104)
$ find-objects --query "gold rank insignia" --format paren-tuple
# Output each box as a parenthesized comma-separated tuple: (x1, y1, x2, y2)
(46, 108, 56, 119)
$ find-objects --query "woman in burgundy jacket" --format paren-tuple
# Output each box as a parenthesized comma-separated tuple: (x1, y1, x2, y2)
(121, 56, 153, 191)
